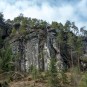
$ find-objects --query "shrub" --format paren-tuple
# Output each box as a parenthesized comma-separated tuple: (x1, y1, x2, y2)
(31, 66, 39, 80)
(79, 72, 87, 87)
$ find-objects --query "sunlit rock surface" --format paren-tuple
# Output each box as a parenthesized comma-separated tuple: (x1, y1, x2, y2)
(9, 28, 63, 72)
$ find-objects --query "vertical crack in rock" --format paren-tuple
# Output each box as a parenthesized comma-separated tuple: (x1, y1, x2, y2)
(9, 27, 63, 72)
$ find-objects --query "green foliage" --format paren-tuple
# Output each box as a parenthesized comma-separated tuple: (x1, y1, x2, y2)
(51, 21, 59, 29)
(69, 67, 81, 87)
(61, 71, 69, 85)
(0, 35, 3, 48)
(76, 37, 83, 55)
(0, 44, 14, 72)
(0, 13, 86, 85)
(14, 13, 24, 23)
(19, 26, 26, 34)
(79, 72, 87, 87)
(11, 28, 16, 35)
(49, 58, 61, 87)
(39, 20, 47, 29)
(31, 65, 39, 80)
(0, 12, 4, 22)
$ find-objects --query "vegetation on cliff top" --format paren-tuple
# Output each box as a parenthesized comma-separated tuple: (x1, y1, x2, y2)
(0, 13, 87, 87)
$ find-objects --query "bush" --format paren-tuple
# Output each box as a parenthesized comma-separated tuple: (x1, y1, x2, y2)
(31, 66, 39, 80)
(11, 28, 16, 35)
(79, 72, 87, 87)
(70, 67, 81, 87)
(61, 71, 69, 86)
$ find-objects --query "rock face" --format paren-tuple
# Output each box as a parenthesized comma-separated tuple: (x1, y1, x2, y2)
(9, 28, 63, 72)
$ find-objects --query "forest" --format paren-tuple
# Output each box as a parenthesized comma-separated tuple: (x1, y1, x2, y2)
(0, 13, 87, 87)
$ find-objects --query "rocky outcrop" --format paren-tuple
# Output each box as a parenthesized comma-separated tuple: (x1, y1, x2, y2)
(8, 27, 63, 72)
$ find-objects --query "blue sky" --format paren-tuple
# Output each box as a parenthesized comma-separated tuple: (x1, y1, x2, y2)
(0, 0, 87, 28)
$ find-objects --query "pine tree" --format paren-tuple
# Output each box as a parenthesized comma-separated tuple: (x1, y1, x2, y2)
(49, 58, 60, 87)
(76, 36, 83, 71)
(0, 44, 14, 72)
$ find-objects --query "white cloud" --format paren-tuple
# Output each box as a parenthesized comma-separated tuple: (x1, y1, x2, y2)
(77, 0, 87, 18)
(0, 0, 87, 29)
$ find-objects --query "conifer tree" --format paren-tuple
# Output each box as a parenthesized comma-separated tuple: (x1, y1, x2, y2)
(49, 58, 60, 87)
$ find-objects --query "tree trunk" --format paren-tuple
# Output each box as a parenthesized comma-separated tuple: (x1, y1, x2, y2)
(71, 48, 73, 68)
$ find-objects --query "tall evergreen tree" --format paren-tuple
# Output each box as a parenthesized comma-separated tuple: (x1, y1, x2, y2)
(49, 58, 60, 87)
